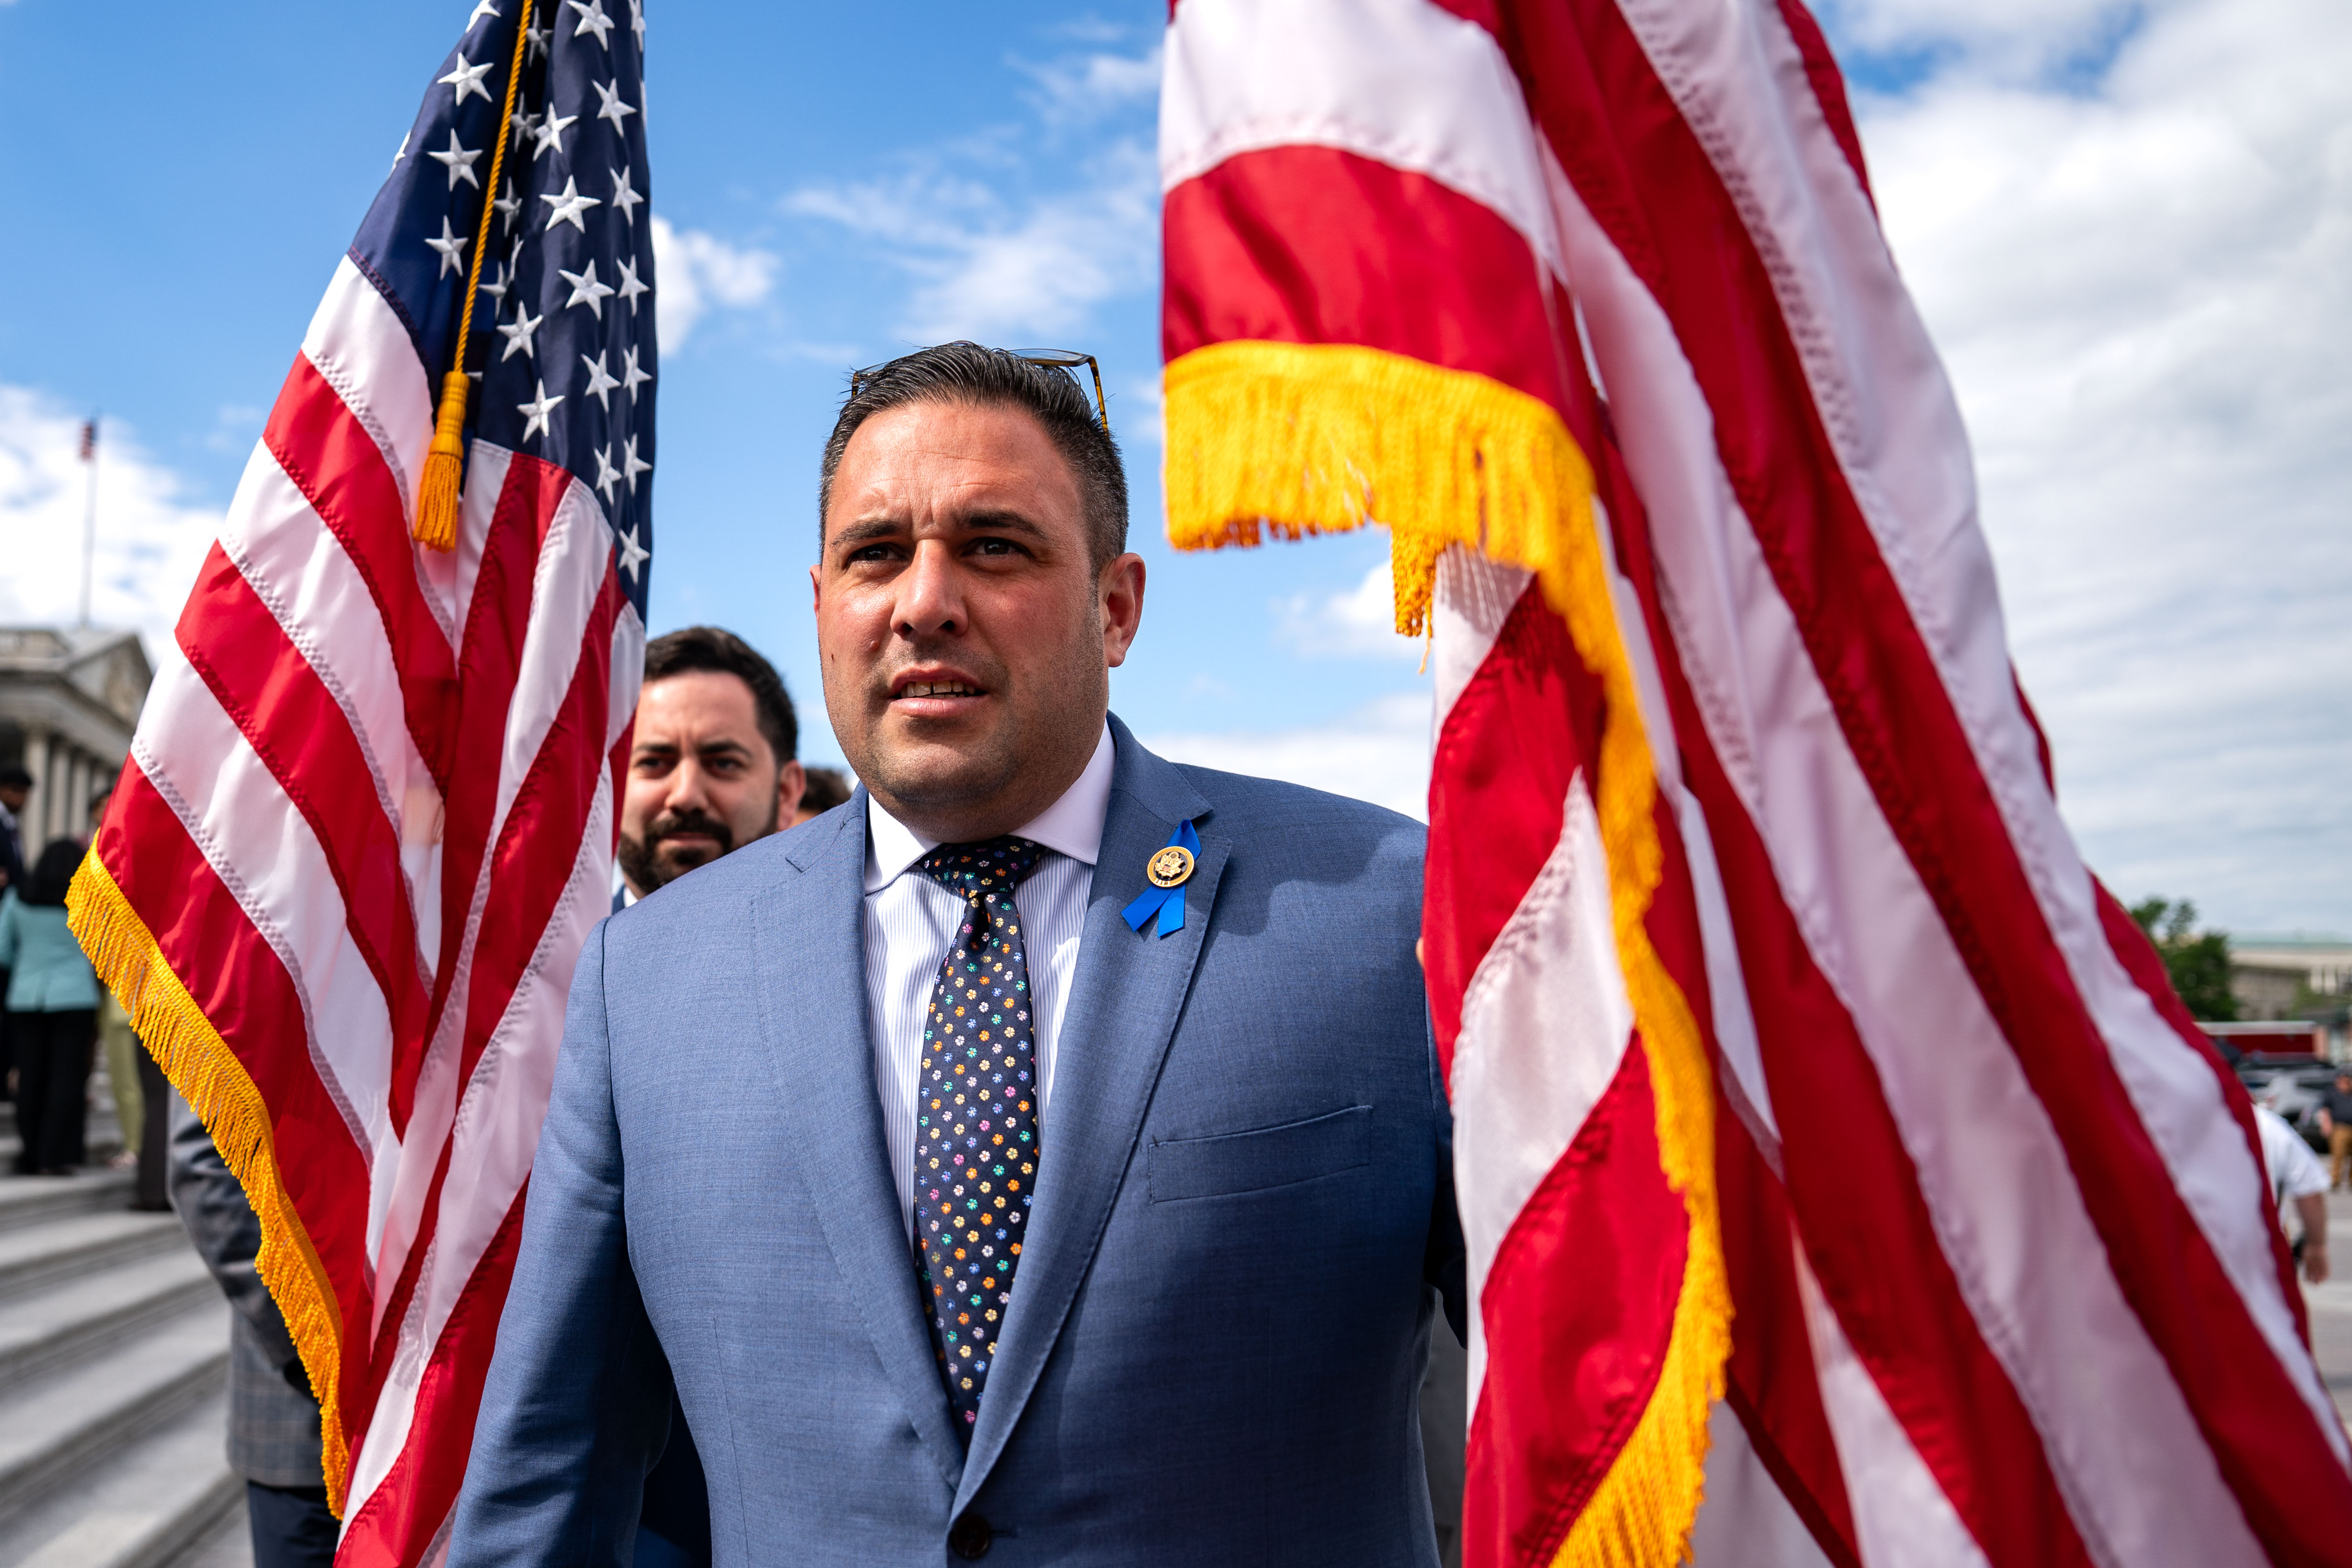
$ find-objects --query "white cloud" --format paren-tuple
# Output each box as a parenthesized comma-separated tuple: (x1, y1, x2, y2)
(1014, 44, 1162, 125)
(1821, 0, 2138, 82)
(0, 389, 220, 659)
(788, 139, 1158, 347)
(1857, 0, 2352, 928)
(649, 215, 778, 352)
(1145, 691, 1431, 821)
(1274, 559, 1425, 662)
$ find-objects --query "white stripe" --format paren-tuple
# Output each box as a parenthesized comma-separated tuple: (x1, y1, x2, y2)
(1688, 1397, 1839, 1568)
(1161, 0, 1562, 279)
(1791, 1243, 1994, 1568)
(218, 439, 444, 982)
(129, 652, 396, 1210)
(413, 441, 517, 656)
(301, 258, 434, 530)
(608, 601, 645, 751)
(344, 778, 612, 1520)
(1430, 548, 1532, 736)
(1450, 769, 1634, 1417)
(1545, 144, 2263, 1564)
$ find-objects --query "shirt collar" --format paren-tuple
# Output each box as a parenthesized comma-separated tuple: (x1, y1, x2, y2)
(865, 722, 1115, 894)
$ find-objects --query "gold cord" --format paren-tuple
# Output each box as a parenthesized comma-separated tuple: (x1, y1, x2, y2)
(413, 0, 537, 552)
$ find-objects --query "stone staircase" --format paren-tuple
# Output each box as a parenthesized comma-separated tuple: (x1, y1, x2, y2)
(0, 1096, 249, 1568)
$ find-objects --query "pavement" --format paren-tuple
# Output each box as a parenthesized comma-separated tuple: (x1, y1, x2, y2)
(2299, 1189, 2352, 1424)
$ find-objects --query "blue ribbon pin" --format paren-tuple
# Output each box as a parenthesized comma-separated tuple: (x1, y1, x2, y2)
(1122, 819, 1201, 939)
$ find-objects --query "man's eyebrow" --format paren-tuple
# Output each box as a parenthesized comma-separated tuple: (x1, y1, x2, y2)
(959, 510, 1050, 542)
(831, 517, 906, 550)
(696, 738, 754, 755)
(829, 511, 1051, 552)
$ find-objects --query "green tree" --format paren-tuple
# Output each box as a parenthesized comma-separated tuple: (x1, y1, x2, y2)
(2127, 897, 2239, 1021)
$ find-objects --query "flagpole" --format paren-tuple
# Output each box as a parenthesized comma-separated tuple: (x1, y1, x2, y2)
(79, 416, 98, 628)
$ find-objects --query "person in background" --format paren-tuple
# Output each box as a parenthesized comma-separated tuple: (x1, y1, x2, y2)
(79, 788, 169, 1208)
(168, 1093, 333, 1568)
(0, 764, 30, 1094)
(2316, 1069, 2352, 1192)
(0, 839, 101, 1174)
(0, 765, 28, 893)
(617, 626, 808, 909)
(2254, 1099, 2330, 1283)
(792, 764, 853, 826)
(613, 625, 808, 1568)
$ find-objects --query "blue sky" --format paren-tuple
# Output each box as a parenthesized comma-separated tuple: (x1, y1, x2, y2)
(1, 0, 2345, 932)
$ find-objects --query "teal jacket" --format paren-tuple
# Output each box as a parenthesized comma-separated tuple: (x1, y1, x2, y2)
(0, 891, 100, 1013)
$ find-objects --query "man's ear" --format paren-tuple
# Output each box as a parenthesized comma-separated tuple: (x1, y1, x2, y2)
(1099, 552, 1146, 669)
(777, 759, 808, 827)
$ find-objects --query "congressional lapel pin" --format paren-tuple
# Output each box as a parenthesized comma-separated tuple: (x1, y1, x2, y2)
(1122, 819, 1201, 939)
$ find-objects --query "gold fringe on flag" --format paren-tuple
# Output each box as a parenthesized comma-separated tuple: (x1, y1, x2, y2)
(67, 851, 354, 1515)
(1166, 339, 1732, 1568)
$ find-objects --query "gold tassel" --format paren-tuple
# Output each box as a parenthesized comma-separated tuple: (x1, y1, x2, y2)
(413, 370, 471, 553)
(409, 0, 535, 553)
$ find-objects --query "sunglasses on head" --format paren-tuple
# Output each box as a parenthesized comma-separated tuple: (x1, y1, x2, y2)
(850, 348, 1109, 435)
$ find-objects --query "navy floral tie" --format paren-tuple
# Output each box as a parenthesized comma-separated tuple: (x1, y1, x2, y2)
(911, 835, 1045, 1439)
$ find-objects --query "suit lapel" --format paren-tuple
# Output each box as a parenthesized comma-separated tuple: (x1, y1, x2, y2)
(955, 720, 1224, 1511)
(749, 794, 967, 1488)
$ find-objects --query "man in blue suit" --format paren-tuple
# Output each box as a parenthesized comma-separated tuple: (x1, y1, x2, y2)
(449, 343, 1464, 1564)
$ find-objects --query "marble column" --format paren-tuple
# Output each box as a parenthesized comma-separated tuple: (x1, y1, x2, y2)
(20, 728, 49, 858)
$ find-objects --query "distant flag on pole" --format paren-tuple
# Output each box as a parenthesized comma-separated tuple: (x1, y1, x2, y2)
(1159, 0, 2352, 1565)
(68, 0, 655, 1561)
(78, 419, 96, 463)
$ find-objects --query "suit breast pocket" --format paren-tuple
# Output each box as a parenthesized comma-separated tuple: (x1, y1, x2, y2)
(1147, 1105, 1372, 1203)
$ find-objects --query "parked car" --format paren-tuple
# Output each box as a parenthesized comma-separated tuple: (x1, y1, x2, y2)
(2234, 1054, 2337, 1152)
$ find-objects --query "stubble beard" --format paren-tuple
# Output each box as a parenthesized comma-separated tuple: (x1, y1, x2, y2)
(617, 795, 781, 895)
(835, 630, 1105, 842)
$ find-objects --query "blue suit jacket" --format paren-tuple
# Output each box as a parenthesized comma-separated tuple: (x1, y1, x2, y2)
(450, 719, 1465, 1565)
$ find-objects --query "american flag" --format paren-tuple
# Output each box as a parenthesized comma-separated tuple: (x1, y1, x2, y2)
(69, 2, 651, 1561)
(1159, 0, 2352, 1563)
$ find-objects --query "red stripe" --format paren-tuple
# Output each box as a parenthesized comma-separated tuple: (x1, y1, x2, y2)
(263, 356, 457, 790)
(2095, 882, 2309, 1345)
(1490, 1, 2352, 1549)
(1424, 583, 1604, 1069)
(1716, 1108, 1860, 1568)
(414, 452, 572, 1122)
(336, 1183, 530, 1568)
(1163, 146, 1570, 420)
(175, 544, 432, 1138)
(457, 565, 621, 1091)
(100, 767, 379, 1431)
(1465, 1044, 1687, 1567)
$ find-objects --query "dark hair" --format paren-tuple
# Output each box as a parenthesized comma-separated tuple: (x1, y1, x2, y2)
(818, 342, 1129, 571)
(798, 765, 853, 817)
(642, 626, 798, 764)
(20, 839, 83, 907)
(0, 765, 30, 791)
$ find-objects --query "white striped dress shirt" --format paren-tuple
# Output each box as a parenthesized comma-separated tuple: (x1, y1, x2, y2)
(863, 725, 1113, 1235)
